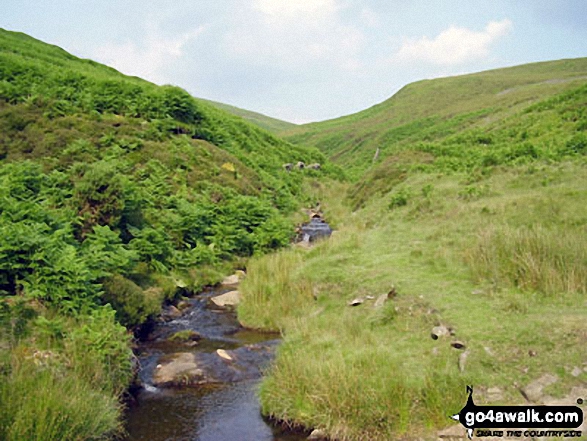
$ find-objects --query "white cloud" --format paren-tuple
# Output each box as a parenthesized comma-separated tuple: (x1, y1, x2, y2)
(360, 7, 380, 28)
(224, 0, 364, 72)
(93, 20, 204, 84)
(394, 19, 513, 66)
(253, 0, 337, 20)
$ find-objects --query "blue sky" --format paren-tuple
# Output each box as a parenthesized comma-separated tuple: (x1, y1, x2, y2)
(2, 1, 586, 123)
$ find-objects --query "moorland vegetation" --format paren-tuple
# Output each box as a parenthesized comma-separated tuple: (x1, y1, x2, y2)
(0, 28, 330, 440)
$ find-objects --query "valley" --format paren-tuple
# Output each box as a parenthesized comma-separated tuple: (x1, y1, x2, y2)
(0, 27, 585, 441)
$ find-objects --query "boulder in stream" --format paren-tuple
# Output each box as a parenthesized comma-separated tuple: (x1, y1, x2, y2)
(221, 271, 245, 286)
(152, 353, 206, 387)
(151, 342, 277, 387)
(211, 290, 241, 307)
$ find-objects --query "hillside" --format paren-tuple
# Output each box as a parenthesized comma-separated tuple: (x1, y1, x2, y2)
(0, 28, 328, 441)
(202, 98, 297, 133)
(284, 58, 587, 180)
(1, 27, 586, 441)
(238, 59, 587, 440)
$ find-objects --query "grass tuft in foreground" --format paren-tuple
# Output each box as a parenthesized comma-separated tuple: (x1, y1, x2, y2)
(466, 224, 587, 295)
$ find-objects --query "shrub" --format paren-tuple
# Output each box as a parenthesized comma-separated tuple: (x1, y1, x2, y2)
(389, 188, 411, 209)
(101, 274, 159, 328)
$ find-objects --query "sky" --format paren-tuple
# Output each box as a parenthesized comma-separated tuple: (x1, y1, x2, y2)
(2, 1, 586, 123)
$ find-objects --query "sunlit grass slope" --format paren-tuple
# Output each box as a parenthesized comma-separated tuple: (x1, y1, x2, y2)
(240, 56, 587, 441)
(239, 167, 587, 440)
(284, 58, 587, 178)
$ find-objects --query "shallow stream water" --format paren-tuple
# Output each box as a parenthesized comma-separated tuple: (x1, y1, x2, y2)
(124, 288, 307, 441)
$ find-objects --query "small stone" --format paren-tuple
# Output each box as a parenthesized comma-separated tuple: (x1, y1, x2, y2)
(520, 373, 558, 403)
(365, 295, 375, 300)
(571, 366, 583, 377)
(177, 300, 191, 310)
(348, 297, 365, 306)
(451, 340, 466, 350)
(308, 428, 328, 440)
(217, 349, 233, 361)
(221, 274, 241, 285)
(162, 305, 182, 319)
(431, 325, 451, 340)
(486, 387, 503, 402)
(438, 424, 466, 439)
(374, 293, 389, 308)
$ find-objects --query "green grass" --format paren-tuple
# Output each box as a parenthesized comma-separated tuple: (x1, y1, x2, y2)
(239, 165, 587, 440)
(284, 58, 587, 179)
(0, 354, 122, 441)
(202, 99, 297, 133)
(0, 27, 334, 441)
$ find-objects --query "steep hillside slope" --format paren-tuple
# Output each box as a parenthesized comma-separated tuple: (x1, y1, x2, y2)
(0, 28, 328, 440)
(202, 98, 297, 133)
(284, 58, 587, 179)
(238, 59, 587, 441)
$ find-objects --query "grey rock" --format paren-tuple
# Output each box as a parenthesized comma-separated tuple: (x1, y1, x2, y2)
(520, 373, 558, 403)
(431, 325, 451, 340)
(211, 290, 240, 307)
(308, 428, 328, 440)
(486, 387, 504, 402)
(437, 424, 466, 439)
(348, 297, 365, 306)
(152, 353, 205, 386)
(458, 350, 470, 372)
(374, 293, 389, 308)
(451, 340, 466, 350)
(161, 305, 182, 320)
(221, 274, 241, 285)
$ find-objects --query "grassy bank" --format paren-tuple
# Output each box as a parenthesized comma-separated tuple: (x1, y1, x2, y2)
(239, 165, 587, 440)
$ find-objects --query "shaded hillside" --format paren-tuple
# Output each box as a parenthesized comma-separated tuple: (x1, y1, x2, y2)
(0, 28, 330, 440)
(284, 58, 587, 179)
(203, 98, 297, 133)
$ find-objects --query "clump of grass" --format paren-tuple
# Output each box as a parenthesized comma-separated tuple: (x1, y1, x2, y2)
(465, 224, 587, 295)
(238, 250, 315, 331)
(0, 354, 122, 441)
(259, 340, 468, 440)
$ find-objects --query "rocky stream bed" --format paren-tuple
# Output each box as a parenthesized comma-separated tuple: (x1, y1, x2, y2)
(124, 286, 308, 441)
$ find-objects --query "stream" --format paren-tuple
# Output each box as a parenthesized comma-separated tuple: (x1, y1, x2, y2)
(124, 287, 307, 441)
